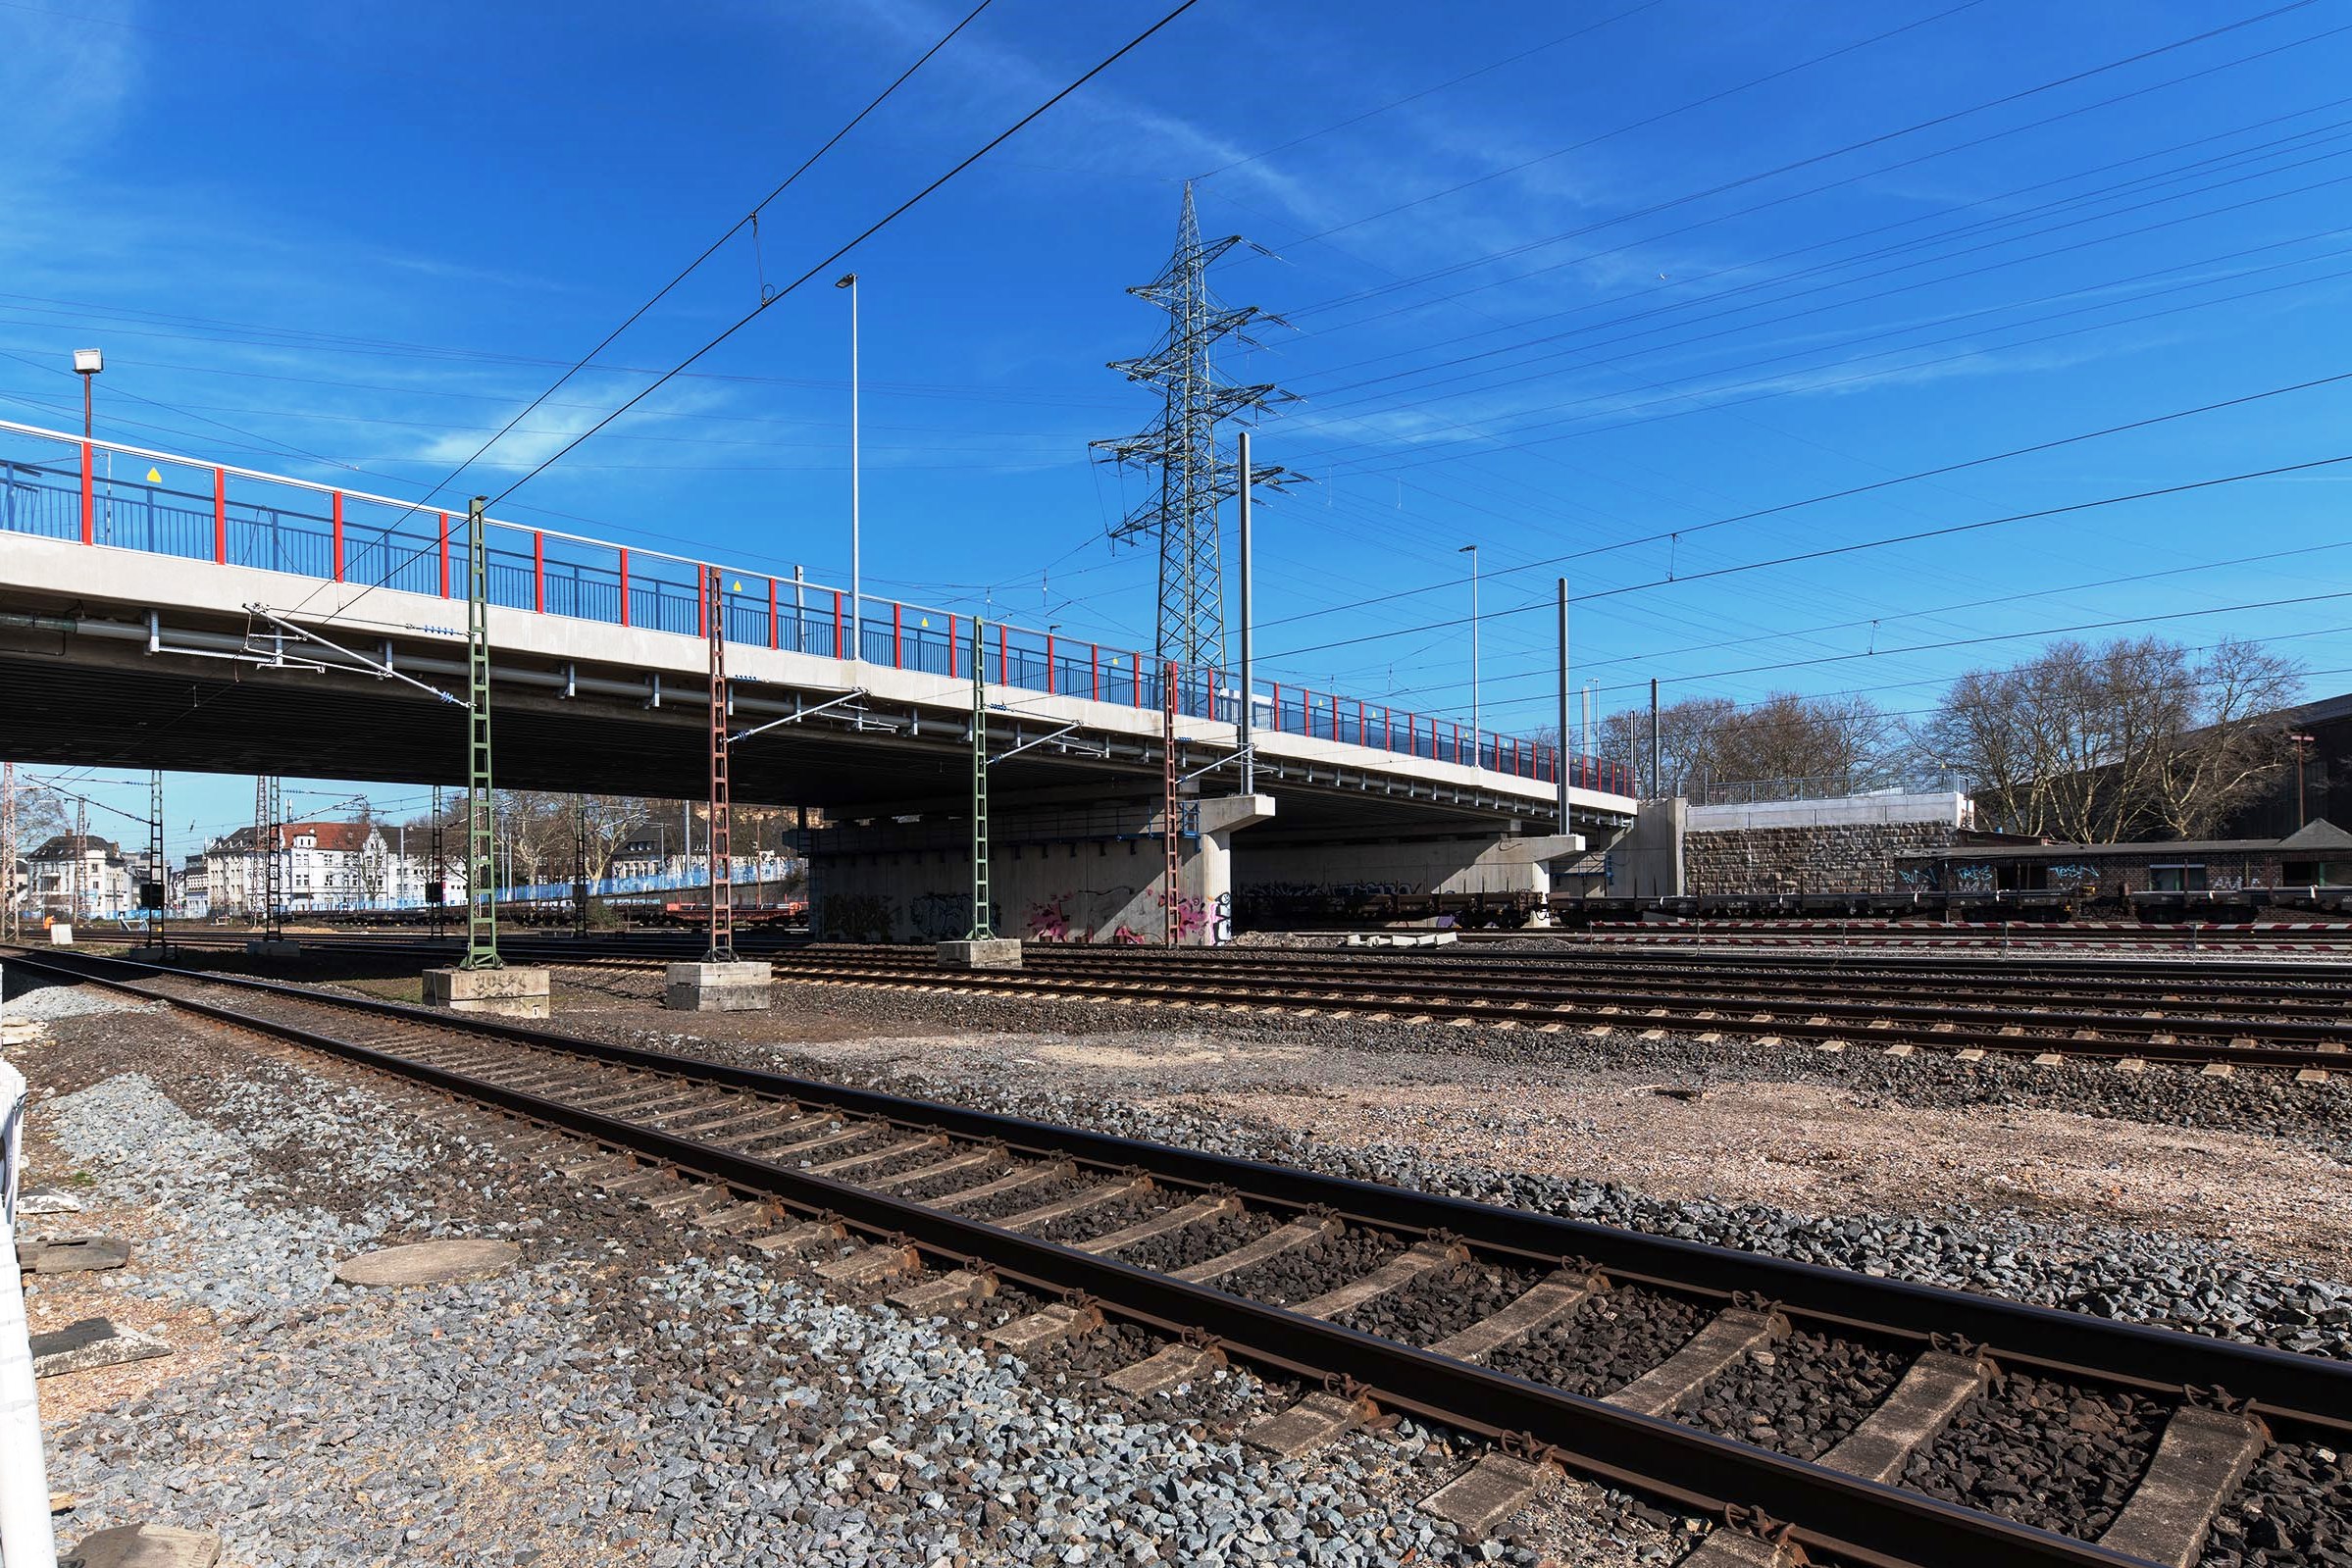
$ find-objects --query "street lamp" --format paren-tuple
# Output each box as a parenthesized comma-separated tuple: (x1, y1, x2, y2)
(835, 274, 861, 664)
(2290, 732, 2317, 828)
(73, 347, 101, 439)
(1457, 543, 1480, 743)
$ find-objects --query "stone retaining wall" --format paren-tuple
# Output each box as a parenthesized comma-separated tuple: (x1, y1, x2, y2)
(1685, 820, 1964, 895)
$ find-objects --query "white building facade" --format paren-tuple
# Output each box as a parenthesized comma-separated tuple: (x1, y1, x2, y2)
(202, 822, 466, 915)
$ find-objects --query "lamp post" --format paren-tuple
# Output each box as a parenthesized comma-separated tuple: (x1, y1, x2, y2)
(835, 274, 861, 664)
(1457, 543, 1480, 746)
(2290, 732, 2317, 828)
(73, 348, 100, 438)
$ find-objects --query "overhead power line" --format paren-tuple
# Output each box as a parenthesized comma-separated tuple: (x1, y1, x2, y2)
(1250, 367, 2352, 634)
(1259, 445, 2352, 665)
(479, 0, 1206, 514)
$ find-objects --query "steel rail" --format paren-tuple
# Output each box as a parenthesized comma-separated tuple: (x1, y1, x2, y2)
(770, 955, 2350, 1068)
(116, 927, 2352, 981)
(4, 948, 2280, 1568)
(14, 948, 2345, 1424)
(780, 944, 2352, 1018)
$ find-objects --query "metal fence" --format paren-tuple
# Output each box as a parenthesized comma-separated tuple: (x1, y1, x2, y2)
(0, 418, 1632, 796)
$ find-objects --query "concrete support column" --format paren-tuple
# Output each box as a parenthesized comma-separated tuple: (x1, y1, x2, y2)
(1190, 793, 1275, 946)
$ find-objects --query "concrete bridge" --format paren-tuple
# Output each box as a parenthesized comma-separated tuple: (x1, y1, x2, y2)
(0, 419, 1638, 941)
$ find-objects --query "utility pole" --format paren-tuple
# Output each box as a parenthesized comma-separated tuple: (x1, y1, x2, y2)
(1237, 428, 1255, 795)
(249, 777, 266, 926)
(572, 792, 589, 939)
(460, 496, 501, 970)
(145, 769, 165, 952)
(964, 617, 995, 940)
(1460, 544, 1480, 745)
(1649, 678, 1662, 800)
(1163, 659, 1180, 946)
(1556, 578, 1570, 831)
(836, 274, 862, 663)
(2291, 732, 2317, 828)
(429, 784, 446, 942)
(703, 565, 736, 962)
(1093, 183, 1300, 673)
(71, 800, 85, 925)
(261, 778, 282, 937)
(1, 760, 16, 943)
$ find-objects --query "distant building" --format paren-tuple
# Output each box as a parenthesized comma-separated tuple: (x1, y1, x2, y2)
(1898, 819, 2352, 896)
(201, 821, 464, 915)
(178, 851, 208, 917)
(2212, 691, 2352, 840)
(25, 834, 134, 919)
(609, 822, 678, 882)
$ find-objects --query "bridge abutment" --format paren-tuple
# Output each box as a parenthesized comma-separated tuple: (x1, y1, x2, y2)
(1233, 830, 1587, 928)
(807, 794, 1274, 947)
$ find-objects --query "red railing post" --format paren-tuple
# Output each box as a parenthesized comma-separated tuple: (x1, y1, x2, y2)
(892, 602, 902, 668)
(948, 614, 958, 678)
(437, 513, 450, 596)
(1356, 698, 1364, 744)
(831, 589, 843, 655)
(1091, 643, 1099, 701)
(332, 491, 344, 582)
(696, 566, 708, 637)
(620, 549, 632, 628)
(768, 578, 779, 649)
(1270, 682, 1281, 733)
(1044, 632, 1055, 694)
(997, 623, 1008, 684)
(78, 441, 92, 544)
(1131, 653, 1141, 706)
(534, 531, 545, 613)
(212, 468, 227, 564)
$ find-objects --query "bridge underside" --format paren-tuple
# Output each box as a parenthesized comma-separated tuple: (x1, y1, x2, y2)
(0, 640, 1611, 842)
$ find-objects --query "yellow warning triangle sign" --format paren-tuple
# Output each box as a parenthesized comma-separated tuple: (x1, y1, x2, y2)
(146, 467, 162, 482)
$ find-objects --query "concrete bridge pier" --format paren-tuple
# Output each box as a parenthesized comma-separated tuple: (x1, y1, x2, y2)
(807, 793, 1275, 948)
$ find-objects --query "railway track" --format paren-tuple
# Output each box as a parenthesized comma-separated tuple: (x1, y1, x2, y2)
(81, 930, 2352, 1071)
(9, 945, 2346, 1568)
(768, 947, 2352, 1074)
(1551, 922, 2352, 952)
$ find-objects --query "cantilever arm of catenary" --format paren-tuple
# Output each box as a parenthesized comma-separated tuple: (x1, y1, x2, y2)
(731, 687, 869, 745)
(988, 723, 1110, 767)
(243, 604, 464, 706)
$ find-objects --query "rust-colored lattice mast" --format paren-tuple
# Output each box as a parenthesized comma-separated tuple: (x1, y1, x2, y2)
(1162, 660, 1180, 946)
(704, 565, 736, 962)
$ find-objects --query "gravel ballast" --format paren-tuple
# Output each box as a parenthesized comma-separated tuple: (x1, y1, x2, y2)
(1902, 1372, 2167, 1539)
(29, 998, 1641, 1568)
(617, 1023, 2352, 1363)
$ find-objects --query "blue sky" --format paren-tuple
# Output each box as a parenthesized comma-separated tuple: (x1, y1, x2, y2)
(7, 0, 2352, 858)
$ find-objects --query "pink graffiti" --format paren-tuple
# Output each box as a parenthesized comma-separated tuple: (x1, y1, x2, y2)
(1028, 898, 1074, 942)
(1156, 891, 1210, 939)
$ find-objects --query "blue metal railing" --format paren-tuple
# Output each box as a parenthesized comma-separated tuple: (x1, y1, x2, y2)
(0, 433, 1636, 797)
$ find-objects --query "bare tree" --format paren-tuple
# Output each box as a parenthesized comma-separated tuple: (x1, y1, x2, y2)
(1598, 692, 1891, 800)
(1918, 636, 2302, 840)
(2143, 638, 2303, 837)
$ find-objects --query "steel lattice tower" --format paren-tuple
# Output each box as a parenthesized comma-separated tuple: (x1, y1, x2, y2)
(1, 761, 17, 942)
(1094, 182, 1298, 673)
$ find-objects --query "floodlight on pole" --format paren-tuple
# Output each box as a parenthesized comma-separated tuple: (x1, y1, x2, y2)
(73, 347, 100, 440)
